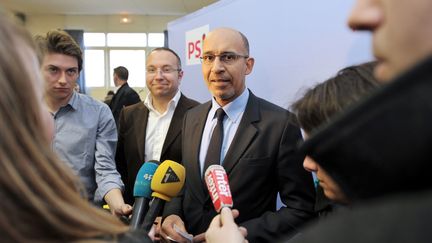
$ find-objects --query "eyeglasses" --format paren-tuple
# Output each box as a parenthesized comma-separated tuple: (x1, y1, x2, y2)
(146, 66, 181, 75)
(200, 53, 249, 65)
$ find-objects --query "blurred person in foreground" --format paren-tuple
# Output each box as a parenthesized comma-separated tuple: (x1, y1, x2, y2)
(292, 62, 379, 216)
(0, 13, 151, 243)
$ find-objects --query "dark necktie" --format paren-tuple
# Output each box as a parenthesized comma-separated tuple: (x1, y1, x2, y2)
(203, 108, 226, 175)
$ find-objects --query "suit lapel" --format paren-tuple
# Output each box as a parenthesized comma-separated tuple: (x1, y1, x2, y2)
(188, 102, 212, 204)
(135, 103, 149, 162)
(160, 94, 187, 158)
(223, 93, 260, 173)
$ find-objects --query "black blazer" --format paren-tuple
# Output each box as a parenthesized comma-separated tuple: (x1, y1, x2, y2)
(109, 83, 141, 126)
(115, 94, 199, 204)
(164, 91, 316, 242)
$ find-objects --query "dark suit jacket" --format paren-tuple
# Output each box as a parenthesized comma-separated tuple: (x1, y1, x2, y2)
(110, 83, 141, 127)
(115, 94, 199, 204)
(164, 91, 316, 242)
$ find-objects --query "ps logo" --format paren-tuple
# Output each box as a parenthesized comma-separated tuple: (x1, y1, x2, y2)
(185, 25, 209, 65)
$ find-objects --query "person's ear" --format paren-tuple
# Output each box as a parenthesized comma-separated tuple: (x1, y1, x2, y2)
(245, 57, 255, 75)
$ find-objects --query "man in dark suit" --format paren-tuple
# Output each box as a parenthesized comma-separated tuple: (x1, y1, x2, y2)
(161, 28, 316, 242)
(110, 66, 141, 126)
(115, 48, 199, 205)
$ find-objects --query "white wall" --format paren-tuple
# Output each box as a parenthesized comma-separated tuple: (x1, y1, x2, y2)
(168, 0, 373, 109)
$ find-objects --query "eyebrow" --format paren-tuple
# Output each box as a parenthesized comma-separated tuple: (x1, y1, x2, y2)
(147, 65, 176, 68)
(46, 64, 78, 70)
(203, 51, 237, 55)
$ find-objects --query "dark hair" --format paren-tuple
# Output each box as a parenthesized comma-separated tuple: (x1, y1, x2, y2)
(292, 62, 379, 133)
(34, 30, 83, 71)
(150, 47, 182, 70)
(114, 66, 129, 80)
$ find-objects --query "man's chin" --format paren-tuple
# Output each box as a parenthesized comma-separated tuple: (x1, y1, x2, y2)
(373, 61, 394, 83)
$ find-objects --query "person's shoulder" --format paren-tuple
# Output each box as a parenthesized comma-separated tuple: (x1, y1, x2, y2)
(125, 84, 139, 95)
(186, 100, 211, 115)
(180, 93, 201, 108)
(76, 93, 111, 111)
(251, 93, 291, 117)
(123, 101, 145, 114)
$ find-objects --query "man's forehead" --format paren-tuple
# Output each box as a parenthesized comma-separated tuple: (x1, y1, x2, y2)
(147, 52, 178, 66)
(203, 31, 245, 53)
(43, 53, 78, 69)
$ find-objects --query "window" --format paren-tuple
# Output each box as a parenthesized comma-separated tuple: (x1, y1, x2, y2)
(109, 50, 146, 87)
(84, 32, 164, 88)
(84, 50, 105, 87)
(148, 33, 165, 47)
(107, 33, 147, 47)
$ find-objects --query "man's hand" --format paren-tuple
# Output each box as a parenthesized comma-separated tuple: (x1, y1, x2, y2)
(205, 207, 248, 243)
(104, 188, 132, 217)
(160, 215, 192, 243)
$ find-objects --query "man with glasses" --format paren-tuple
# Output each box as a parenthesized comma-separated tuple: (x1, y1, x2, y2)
(161, 27, 316, 242)
(115, 47, 199, 206)
(37, 30, 131, 217)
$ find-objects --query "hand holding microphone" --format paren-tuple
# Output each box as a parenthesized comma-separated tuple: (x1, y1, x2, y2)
(141, 160, 185, 232)
(130, 160, 160, 229)
(204, 165, 247, 243)
(204, 165, 233, 212)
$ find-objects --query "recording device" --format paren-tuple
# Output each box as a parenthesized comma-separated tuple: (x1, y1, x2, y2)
(129, 160, 160, 229)
(141, 160, 185, 231)
(204, 165, 233, 212)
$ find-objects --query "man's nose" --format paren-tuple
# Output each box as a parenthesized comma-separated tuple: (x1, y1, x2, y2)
(347, 0, 382, 31)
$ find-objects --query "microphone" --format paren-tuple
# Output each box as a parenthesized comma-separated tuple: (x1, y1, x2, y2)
(141, 160, 185, 232)
(129, 160, 160, 229)
(204, 165, 233, 212)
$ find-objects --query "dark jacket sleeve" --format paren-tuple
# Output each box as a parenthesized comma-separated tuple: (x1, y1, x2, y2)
(239, 117, 317, 242)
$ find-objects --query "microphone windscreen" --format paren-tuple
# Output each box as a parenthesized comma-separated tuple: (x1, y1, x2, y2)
(205, 165, 233, 212)
(133, 160, 160, 198)
(150, 160, 185, 201)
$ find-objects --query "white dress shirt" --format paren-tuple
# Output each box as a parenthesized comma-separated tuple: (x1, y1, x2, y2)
(199, 88, 249, 175)
(144, 90, 181, 162)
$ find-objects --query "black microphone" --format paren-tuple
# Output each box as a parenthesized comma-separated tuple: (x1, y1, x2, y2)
(129, 160, 159, 229)
(141, 160, 185, 232)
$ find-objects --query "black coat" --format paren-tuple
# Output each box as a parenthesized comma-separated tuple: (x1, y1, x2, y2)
(300, 55, 432, 201)
(115, 94, 199, 204)
(164, 91, 316, 242)
(109, 83, 141, 127)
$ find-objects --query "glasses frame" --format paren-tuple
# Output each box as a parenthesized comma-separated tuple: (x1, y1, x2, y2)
(200, 52, 249, 65)
(146, 66, 181, 76)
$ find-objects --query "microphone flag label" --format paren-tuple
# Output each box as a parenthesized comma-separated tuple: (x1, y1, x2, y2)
(161, 166, 180, 183)
(205, 165, 233, 212)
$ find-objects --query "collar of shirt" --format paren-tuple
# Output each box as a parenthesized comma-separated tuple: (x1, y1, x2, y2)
(113, 84, 123, 94)
(209, 88, 249, 123)
(198, 88, 249, 174)
(51, 91, 78, 117)
(144, 90, 181, 116)
(68, 91, 79, 110)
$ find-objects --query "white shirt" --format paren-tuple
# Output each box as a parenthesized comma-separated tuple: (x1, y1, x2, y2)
(199, 89, 249, 175)
(144, 90, 181, 162)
